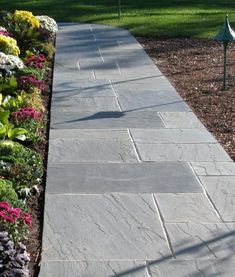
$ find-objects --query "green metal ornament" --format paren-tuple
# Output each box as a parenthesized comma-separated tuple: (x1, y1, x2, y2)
(213, 15, 235, 90)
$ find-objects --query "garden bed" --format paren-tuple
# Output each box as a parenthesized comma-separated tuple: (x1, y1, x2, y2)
(139, 38, 235, 161)
(0, 10, 57, 277)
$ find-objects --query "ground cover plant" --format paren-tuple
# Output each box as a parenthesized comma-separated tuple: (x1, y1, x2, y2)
(0, 9, 57, 276)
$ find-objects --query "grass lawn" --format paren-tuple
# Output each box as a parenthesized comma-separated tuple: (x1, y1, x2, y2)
(1, 1, 235, 38)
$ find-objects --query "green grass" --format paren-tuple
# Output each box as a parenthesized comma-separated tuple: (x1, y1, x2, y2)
(1, 0, 235, 38)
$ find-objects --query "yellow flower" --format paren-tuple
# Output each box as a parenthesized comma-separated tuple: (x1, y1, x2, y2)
(0, 35, 20, 56)
(13, 10, 40, 29)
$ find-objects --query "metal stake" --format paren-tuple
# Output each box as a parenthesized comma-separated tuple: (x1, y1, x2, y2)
(118, 0, 121, 20)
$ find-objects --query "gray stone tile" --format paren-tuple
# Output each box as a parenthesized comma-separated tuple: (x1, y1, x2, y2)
(136, 143, 232, 162)
(199, 176, 235, 222)
(39, 261, 148, 277)
(149, 258, 235, 277)
(49, 129, 130, 140)
(155, 193, 219, 223)
(131, 129, 216, 144)
(51, 96, 120, 112)
(41, 194, 171, 260)
(48, 138, 138, 163)
(51, 111, 165, 129)
(191, 162, 235, 176)
(116, 90, 190, 112)
(46, 162, 202, 194)
(165, 223, 235, 259)
(160, 112, 204, 128)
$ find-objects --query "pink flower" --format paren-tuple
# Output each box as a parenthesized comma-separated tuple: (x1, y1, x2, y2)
(0, 211, 6, 220)
(0, 202, 10, 210)
(23, 212, 32, 226)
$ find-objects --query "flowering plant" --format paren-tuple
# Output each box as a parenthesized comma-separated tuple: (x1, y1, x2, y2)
(0, 26, 11, 37)
(36, 15, 58, 34)
(0, 52, 24, 77)
(0, 201, 31, 242)
(0, 35, 20, 56)
(24, 53, 46, 70)
(12, 107, 43, 121)
(17, 75, 45, 92)
(8, 10, 40, 29)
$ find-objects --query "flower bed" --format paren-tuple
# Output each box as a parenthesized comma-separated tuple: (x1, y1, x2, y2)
(0, 10, 57, 276)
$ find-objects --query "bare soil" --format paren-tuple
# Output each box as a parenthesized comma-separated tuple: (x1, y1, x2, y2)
(138, 38, 235, 161)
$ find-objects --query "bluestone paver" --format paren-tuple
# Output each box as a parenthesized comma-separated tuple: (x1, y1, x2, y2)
(46, 162, 202, 194)
(40, 23, 235, 276)
(42, 194, 171, 260)
(199, 176, 235, 221)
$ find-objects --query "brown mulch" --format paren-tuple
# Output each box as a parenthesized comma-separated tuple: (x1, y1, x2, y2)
(138, 38, 235, 161)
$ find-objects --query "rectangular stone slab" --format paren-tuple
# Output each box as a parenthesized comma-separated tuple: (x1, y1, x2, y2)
(130, 129, 216, 144)
(165, 223, 235, 259)
(116, 90, 191, 112)
(39, 261, 149, 277)
(48, 138, 138, 163)
(191, 162, 235, 176)
(46, 162, 202, 194)
(41, 194, 171, 260)
(155, 193, 219, 223)
(199, 176, 235, 221)
(149, 258, 235, 277)
(51, 96, 120, 112)
(159, 112, 204, 128)
(51, 111, 165, 129)
(136, 143, 232, 162)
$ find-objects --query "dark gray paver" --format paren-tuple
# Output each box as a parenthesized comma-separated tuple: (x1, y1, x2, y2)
(149, 258, 235, 277)
(46, 162, 202, 194)
(191, 162, 235, 176)
(50, 111, 165, 129)
(42, 194, 171, 260)
(130, 128, 216, 144)
(136, 143, 232, 162)
(155, 193, 219, 223)
(51, 96, 120, 112)
(40, 261, 148, 277)
(199, 176, 235, 222)
(165, 223, 235, 259)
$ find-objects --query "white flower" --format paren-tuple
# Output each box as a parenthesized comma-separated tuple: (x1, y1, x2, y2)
(36, 15, 58, 33)
(0, 52, 24, 76)
(0, 26, 7, 32)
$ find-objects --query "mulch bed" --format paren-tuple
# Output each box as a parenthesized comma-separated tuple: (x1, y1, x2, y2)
(138, 38, 235, 161)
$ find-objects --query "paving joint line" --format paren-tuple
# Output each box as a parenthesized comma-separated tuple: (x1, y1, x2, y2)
(158, 112, 167, 127)
(109, 79, 123, 112)
(145, 261, 153, 277)
(152, 194, 176, 258)
(188, 163, 224, 222)
(127, 129, 142, 162)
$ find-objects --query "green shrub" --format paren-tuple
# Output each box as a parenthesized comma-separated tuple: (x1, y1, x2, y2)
(0, 140, 43, 198)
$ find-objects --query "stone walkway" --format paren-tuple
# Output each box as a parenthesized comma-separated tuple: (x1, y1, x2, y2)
(39, 23, 235, 276)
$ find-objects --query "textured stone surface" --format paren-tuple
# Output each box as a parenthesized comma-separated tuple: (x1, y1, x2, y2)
(136, 143, 232, 162)
(199, 176, 235, 222)
(149, 258, 235, 277)
(40, 261, 148, 277)
(48, 138, 138, 163)
(42, 194, 171, 260)
(130, 129, 216, 144)
(166, 223, 235, 259)
(116, 90, 190, 112)
(46, 162, 202, 194)
(159, 112, 204, 128)
(51, 111, 165, 129)
(49, 129, 130, 140)
(155, 193, 219, 223)
(53, 79, 114, 97)
(51, 96, 120, 112)
(191, 162, 235, 176)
